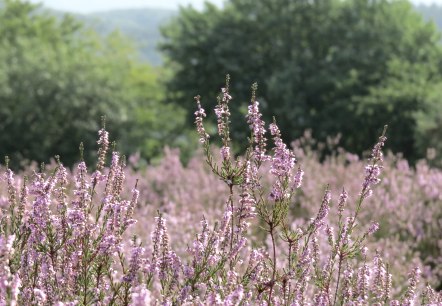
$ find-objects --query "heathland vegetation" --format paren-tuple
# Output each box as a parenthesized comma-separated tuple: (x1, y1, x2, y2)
(0, 0, 442, 304)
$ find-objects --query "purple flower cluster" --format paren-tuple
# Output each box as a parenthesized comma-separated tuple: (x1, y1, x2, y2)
(194, 96, 209, 144)
(247, 98, 268, 163)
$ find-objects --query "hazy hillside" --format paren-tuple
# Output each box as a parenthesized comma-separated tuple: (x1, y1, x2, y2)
(79, 9, 176, 65)
(45, 7, 177, 65)
(415, 4, 442, 31)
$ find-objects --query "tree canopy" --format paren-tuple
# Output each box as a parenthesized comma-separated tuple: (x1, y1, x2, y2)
(0, 0, 188, 167)
(161, 0, 442, 160)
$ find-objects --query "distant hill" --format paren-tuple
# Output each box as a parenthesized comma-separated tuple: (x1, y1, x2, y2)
(47, 7, 177, 66)
(78, 9, 176, 65)
(415, 4, 442, 32)
(48, 4, 442, 66)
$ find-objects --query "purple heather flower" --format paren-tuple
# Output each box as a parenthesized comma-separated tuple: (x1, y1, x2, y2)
(159, 224, 172, 280)
(4, 168, 17, 207)
(194, 96, 210, 143)
(207, 292, 223, 304)
(297, 247, 311, 269)
(371, 133, 387, 162)
(124, 187, 139, 227)
(363, 164, 382, 187)
(361, 246, 368, 257)
(10, 274, 21, 304)
(124, 246, 145, 284)
(338, 188, 348, 214)
(131, 286, 152, 306)
(311, 189, 331, 229)
(190, 237, 205, 265)
(222, 87, 232, 102)
(169, 251, 182, 279)
(341, 265, 354, 302)
(269, 122, 296, 178)
(183, 265, 194, 279)
(112, 161, 125, 197)
(33, 288, 47, 303)
(385, 270, 392, 302)
(268, 121, 297, 202)
(314, 291, 330, 306)
(372, 252, 386, 300)
(98, 234, 117, 255)
(367, 221, 380, 236)
(73, 161, 91, 209)
(246, 100, 268, 162)
(361, 131, 387, 199)
(96, 128, 109, 171)
(269, 180, 284, 201)
(357, 261, 370, 302)
(221, 145, 231, 161)
(247, 249, 265, 271)
(224, 285, 244, 306)
(293, 167, 304, 189)
(179, 285, 191, 303)
(237, 162, 257, 233)
(237, 190, 256, 233)
(54, 301, 79, 306)
(214, 88, 232, 137)
(243, 160, 259, 189)
(150, 216, 164, 274)
(312, 235, 319, 265)
(229, 237, 246, 260)
(218, 210, 232, 244)
(403, 267, 421, 305)
(325, 225, 335, 248)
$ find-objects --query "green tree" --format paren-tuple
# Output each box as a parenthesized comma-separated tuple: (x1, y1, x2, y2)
(161, 0, 442, 159)
(0, 0, 188, 167)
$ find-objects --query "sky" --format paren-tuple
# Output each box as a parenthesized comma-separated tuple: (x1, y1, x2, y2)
(29, 0, 225, 12)
(27, 0, 442, 14)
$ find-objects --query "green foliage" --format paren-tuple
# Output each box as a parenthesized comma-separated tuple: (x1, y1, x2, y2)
(413, 82, 442, 166)
(117, 64, 196, 164)
(0, 0, 189, 167)
(161, 0, 442, 160)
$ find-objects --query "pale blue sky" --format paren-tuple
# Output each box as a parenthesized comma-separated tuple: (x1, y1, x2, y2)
(28, 0, 441, 14)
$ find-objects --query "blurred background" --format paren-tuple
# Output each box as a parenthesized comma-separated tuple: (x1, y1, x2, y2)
(1, 0, 442, 168)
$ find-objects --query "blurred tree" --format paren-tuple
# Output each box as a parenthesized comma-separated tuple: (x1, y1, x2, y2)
(0, 0, 189, 167)
(161, 0, 442, 159)
(117, 62, 196, 164)
(413, 81, 442, 166)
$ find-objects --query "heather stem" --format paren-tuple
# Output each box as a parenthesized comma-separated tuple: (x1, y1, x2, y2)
(268, 224, 277, 305)
(229, 183, 234, 269)
(288, 241, 292, 271)
(333, 254, 344, 306)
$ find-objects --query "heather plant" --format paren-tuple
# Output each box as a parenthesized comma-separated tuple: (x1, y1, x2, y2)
(289, 134, 442, 290)
(0, 127, 143, 305)
(125, 130, 442, 299)
(1, 78, 441, 305)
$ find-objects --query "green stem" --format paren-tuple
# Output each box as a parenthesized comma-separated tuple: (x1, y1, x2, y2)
(268, 225, 277, 305)
(333, 254, 344, 306)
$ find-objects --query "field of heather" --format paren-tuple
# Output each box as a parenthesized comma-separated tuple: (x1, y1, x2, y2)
(4, 0, 442, 304)
(1, 86, 441, 305)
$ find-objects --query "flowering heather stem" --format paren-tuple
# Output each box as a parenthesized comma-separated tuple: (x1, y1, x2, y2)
(349, 125, 387, 236)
